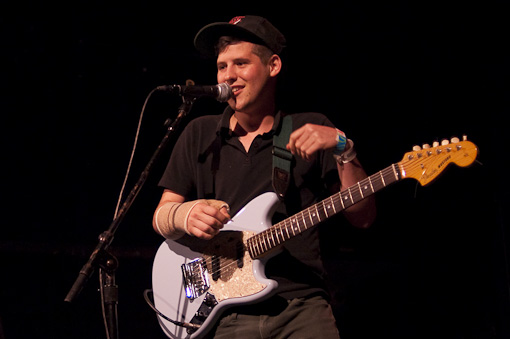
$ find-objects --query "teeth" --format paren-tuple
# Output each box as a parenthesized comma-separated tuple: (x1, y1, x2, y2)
(232, 88, 240, 93)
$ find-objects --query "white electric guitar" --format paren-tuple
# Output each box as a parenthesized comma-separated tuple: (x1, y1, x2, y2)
(152, 137, 478, 339)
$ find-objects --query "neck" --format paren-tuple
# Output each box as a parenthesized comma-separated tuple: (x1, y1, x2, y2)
(231, 100, 276, 135)
(230, 111, 275, 152)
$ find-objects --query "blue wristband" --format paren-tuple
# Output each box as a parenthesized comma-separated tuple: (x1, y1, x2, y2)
(334, 129, 347, 155)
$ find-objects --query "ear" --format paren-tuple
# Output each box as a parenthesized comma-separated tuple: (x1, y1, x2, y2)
(268, 54, 282, 77)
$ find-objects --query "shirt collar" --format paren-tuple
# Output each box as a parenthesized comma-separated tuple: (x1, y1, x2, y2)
(217, 106, 283, 139)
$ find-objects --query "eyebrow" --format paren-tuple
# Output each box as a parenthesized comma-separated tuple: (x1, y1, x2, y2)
(217, 57, 252, 68)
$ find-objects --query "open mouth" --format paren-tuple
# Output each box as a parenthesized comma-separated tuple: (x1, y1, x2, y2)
(231, 86, 243, 96)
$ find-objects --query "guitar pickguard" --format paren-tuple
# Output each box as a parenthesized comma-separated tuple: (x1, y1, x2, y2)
(202, 231, 266, 302)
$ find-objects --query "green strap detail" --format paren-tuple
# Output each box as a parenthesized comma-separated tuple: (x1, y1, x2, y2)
(272, 115, 293, 199)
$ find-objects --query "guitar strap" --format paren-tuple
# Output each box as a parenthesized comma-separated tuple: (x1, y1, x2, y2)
(272, 114, 293, 200)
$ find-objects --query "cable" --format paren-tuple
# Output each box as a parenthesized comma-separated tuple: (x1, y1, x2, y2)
(143, 289, 201, 331)
(101, 88, 159, 339)
(113, 88, 159, 220)
(99, 270, 112, 339)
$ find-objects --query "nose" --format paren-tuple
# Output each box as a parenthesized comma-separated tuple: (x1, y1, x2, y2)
(222, 65, 237, 85)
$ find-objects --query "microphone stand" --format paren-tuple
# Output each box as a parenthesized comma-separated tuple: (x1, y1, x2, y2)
(65, 94, 197, 339)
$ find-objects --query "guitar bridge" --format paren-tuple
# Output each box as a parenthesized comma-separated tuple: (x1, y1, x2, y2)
(181, 258, 210, 300)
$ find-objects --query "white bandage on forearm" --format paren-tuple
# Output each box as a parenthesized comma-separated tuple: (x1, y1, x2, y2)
(154, 199, 230, 239)
(154, 201, 199, 238)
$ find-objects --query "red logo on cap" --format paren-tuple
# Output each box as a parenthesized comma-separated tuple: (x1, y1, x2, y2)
(229, 16, 245, 25)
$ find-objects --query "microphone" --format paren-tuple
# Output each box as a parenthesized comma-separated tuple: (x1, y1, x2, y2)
(157, 83, 232, 102)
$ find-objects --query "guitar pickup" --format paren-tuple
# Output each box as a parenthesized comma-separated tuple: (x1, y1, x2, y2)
(181, 258, 210, 300)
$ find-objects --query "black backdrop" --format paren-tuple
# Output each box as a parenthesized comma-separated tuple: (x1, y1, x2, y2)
(1, 1, 509, 338)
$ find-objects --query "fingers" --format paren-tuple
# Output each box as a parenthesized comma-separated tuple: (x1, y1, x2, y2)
(287, 124, 338, 161)
(187, 203, 230, 239)
(219, 206, 231, 221)
(293, 136, 316, 162)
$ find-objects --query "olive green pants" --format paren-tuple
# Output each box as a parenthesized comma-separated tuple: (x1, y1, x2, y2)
(210, 295, 340, 339)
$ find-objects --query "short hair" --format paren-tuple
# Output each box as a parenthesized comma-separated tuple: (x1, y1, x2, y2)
(215, 36, 274, 65)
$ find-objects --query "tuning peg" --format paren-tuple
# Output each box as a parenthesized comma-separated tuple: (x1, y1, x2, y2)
(412, 145, 422, 151)
(441, 139, 449, 146)
(432, 141, 440, 147)
(451, 137, 460, 143)
(422, 143, 430, 149)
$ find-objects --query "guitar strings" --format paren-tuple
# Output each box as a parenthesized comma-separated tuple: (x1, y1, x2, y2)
(188, 165, 401, 279)
(188, 243, 248, 279)
(186, 156, 449, 281)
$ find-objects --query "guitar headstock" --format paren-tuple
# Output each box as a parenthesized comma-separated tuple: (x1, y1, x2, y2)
(398, 136, 478, 186)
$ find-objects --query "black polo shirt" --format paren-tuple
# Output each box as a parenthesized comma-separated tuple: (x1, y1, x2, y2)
(159, 106, 340, 299)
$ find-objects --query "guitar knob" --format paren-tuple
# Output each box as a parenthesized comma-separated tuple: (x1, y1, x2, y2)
(451, 137, 460, 143)
(422, 143, 430, 149)
(462, 135, 468, 141)
(432, 141, 440, 147)
(441, 139, 449, 146)
(413, 145, 422, 151)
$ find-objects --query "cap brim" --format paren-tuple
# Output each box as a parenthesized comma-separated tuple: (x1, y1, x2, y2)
(194, 22, 266, 58)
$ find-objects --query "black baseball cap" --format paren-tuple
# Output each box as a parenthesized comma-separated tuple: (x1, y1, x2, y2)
(194, 15, 286, 57)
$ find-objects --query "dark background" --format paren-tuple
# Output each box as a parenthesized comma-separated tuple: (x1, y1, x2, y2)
(1, 1, 509, 338)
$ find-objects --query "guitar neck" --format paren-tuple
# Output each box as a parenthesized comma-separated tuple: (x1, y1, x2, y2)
(247, 163, 402, 259)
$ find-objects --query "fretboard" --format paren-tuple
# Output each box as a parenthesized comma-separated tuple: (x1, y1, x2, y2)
(247, 163, 402, 259)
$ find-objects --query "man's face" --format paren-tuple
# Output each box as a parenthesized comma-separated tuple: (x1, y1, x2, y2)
(216, 41, 272, 114)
